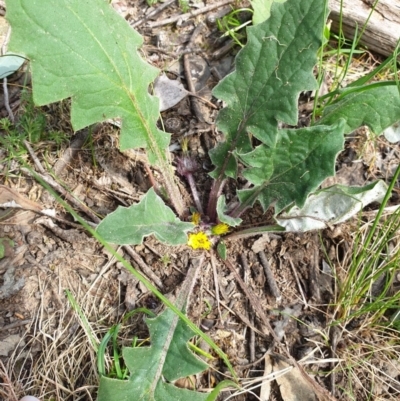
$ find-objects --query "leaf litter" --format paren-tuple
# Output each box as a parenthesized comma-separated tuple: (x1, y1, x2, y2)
(1, 1, 400, 401)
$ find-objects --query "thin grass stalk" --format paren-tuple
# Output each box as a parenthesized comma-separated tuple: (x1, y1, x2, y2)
(354, 163, 400, 269)
(332, 0, 346, 90)
(65, 289, 99, 353)
(354, 0, 381, 49)
(335, 168, 400, 322)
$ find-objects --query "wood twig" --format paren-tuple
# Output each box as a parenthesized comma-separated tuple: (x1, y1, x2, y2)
(329, 325, 341, 397)
(249, 313, 256, 363)
(123, 245, 164, 290)
(183, 22, 213, 123)
(238, 254, 256, 361)
(2, 27, 15, 123)
(148, 0, 235, 28)
(257, 251, 282, 303)
(223, 258, 274, 338)
(203, 287, 267, 338)
(223, 257, 338, 401)
(132, 0, 175, 28)
(21, 166, 101, 224)
(3, 78, 14, 123)
(0, 319, 31, 332)
(23, 140, 46, 174)
(287, 257, 308, 308)
(309, 233, 321, 302)
(53, 129, 91, 176)
(86, 246, 121, 296)
(210, 250, 222, 322)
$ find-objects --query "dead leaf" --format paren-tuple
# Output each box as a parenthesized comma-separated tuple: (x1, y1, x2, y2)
(259, 355, 273, 400)
(273, 358, 317, 401)
(0, 185, 43, 213)
(154, 74, 188, 111)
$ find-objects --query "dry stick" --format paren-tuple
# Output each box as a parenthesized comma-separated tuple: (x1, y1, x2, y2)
(180, 23, 209, 214)
(23, 140, 101, 224)
(142, 162, 161, 194)
(187, 92, 218, 109)
(186, 172, 204, 214)
(249, 312, 256, 363)
(36, 216, 89, 244)
(223, 258, 274, 338)
(183, 22, 209, 123)
(23, 140, 46, 173)
(237, 351, 269, 369)
(287, 257, 308, 308)
(132, 0, 175, 28)
(86, 247, 120, 296)
(123, 245, 164, 290)
(1, 27, 14, 123)
(148, 0, 235, 28)
(3, 78, 14, 123)
(203, 287, 267, 338)
(53, 129, 91, 176)
(223, 258, 338, 401)
(210, 250, 223, 322)
(239, 254, 256, 362)
(0, 199, 90, 230)
(1, 26, 10, 57)
(87, 242, 148, 294)
(21, 167, 101, 225)
(329, 325, 341, 398)
(257, 251, 282, 303)
(309, 233, 321, 302)
(0, 319, 31, 332)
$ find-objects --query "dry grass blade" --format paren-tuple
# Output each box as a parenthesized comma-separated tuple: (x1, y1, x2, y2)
(328, 191, 400, 400)
(3, 273, 122, 401)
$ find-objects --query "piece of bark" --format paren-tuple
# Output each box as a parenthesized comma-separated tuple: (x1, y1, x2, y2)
(328, 0, 400, 58)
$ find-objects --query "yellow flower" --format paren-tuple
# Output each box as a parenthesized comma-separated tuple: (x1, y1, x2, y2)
(191, 212, 201, 225)
(211, 223, 229, 236)
(188, 232, 211, 250)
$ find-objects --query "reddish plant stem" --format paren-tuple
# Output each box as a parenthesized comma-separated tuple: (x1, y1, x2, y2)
(186, 173, 204, 214)
(206, 177, 226, 222)
(206, 117, 249, 220)
(143, 163, 160, 192)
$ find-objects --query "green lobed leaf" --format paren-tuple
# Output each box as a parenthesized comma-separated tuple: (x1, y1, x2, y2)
(238, 121, 345, 213)
(317, 85, 400, 135)
(210, 0, 325, 178)
(6, 0, 168, 164)
(250, 0, 287, 25)
(98, 306, 209, 401)
(96, 189, 193, 246)
(216, 196, 242, 227)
